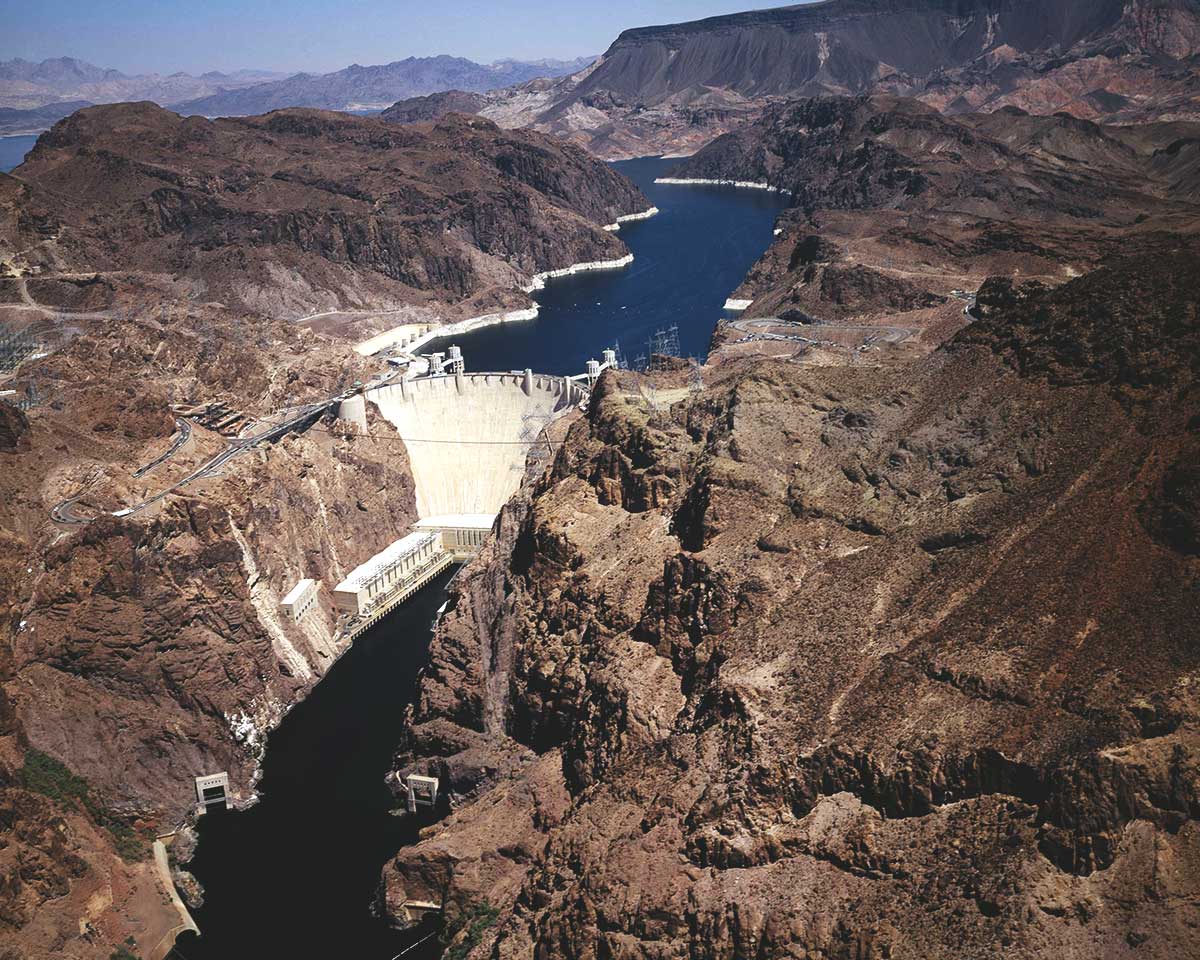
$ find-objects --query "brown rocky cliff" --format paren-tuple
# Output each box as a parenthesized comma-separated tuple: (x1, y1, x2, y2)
(385, 240, 1200, 958)
(9, 103, 648, 324)
(0, 301, 419, 955)
(0, 403, 29, 451)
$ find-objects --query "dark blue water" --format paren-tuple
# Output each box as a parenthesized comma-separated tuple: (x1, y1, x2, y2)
(421, 156, 788, 375)
(0, 135, 38, 173)
(172, 157, 785, 960)
(174, 568, 455, 960)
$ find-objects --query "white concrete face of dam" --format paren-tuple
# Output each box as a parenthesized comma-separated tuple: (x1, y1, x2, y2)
(368, 373, 579, 520)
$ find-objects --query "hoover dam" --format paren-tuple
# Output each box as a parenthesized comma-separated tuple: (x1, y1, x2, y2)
(367, 370, 586, 521)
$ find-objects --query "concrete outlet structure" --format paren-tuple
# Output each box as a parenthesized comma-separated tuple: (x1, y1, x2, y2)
(194, 772, 231, 814)
(281, 578, 318, 622)
(405, 774, 439, 812)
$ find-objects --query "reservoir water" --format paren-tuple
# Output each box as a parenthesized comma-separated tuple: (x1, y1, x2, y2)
(422, 156, 788, 374)
(173, 157, 787, 959)
(0, 135, 38, 173)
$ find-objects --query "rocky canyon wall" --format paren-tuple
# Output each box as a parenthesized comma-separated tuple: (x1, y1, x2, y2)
(386, 238, 1200, 959)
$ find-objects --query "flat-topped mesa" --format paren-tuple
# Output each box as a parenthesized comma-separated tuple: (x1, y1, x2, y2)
(456, 0, 1200, 160)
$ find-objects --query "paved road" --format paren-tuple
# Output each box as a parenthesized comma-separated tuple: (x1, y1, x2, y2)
(49, 365, 411, 526)
(725, 316, 916, 347)
(132, 418, 192, 478)
(50, 402, 337, 525)
(49, 495, 95, 525)
(50, 469, 104, 525)
(1, 278, 124, 321)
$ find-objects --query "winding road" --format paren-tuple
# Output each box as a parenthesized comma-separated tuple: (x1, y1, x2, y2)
(132, 418, 192, 478)
(2, 276, 126, 321)
(49, 370, 408, 526)
(724, 316, 916, 348)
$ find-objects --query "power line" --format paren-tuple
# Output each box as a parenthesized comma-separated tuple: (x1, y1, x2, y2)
(302, 423, 566, 446)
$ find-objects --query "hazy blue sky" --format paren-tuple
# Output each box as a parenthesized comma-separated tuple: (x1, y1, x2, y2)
(3, 1, 802, 75)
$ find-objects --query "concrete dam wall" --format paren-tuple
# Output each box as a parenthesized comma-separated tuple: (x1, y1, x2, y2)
(368, 372, 581, 519)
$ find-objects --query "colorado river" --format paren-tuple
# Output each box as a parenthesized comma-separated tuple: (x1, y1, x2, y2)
(174, 156, 787, 959)
(174, 569, 455, 960)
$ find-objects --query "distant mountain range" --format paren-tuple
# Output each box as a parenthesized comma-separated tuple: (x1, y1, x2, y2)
(0, 57, 285, 110)
(170, 55, 596, 116)
(0, 54, 596, 135)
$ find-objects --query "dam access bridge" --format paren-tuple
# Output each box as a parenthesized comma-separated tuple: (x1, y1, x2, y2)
(326, 349, 617, 641)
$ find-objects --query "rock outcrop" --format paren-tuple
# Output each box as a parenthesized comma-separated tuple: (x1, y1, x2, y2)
(381, 90, 489, 126)
(386, 238, 1200, 958)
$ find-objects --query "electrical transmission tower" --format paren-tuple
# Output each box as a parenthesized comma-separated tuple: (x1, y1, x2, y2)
(646, 325, 681, 371)
(0, 322, 35, 374)
(611, 339, 627, 371)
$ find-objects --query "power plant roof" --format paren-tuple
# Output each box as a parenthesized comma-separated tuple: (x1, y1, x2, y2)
(415, 514, 496, 531)
(333, 531, 437, 594)
(281, 578, 316, 606)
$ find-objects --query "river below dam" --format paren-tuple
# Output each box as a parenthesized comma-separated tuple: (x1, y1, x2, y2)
(174, 157, 787, 960)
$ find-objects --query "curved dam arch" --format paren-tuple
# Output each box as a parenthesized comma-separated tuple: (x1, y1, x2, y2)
(367, 372, 583, 520)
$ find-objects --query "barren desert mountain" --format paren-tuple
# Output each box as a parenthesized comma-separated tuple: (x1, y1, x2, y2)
(669, 96, 1200, 340)
(385, 235, 1200, 959)
(8, 101, 647, 330)
(452, 0, 1200, 157)
(2, 3, 1199, 959)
